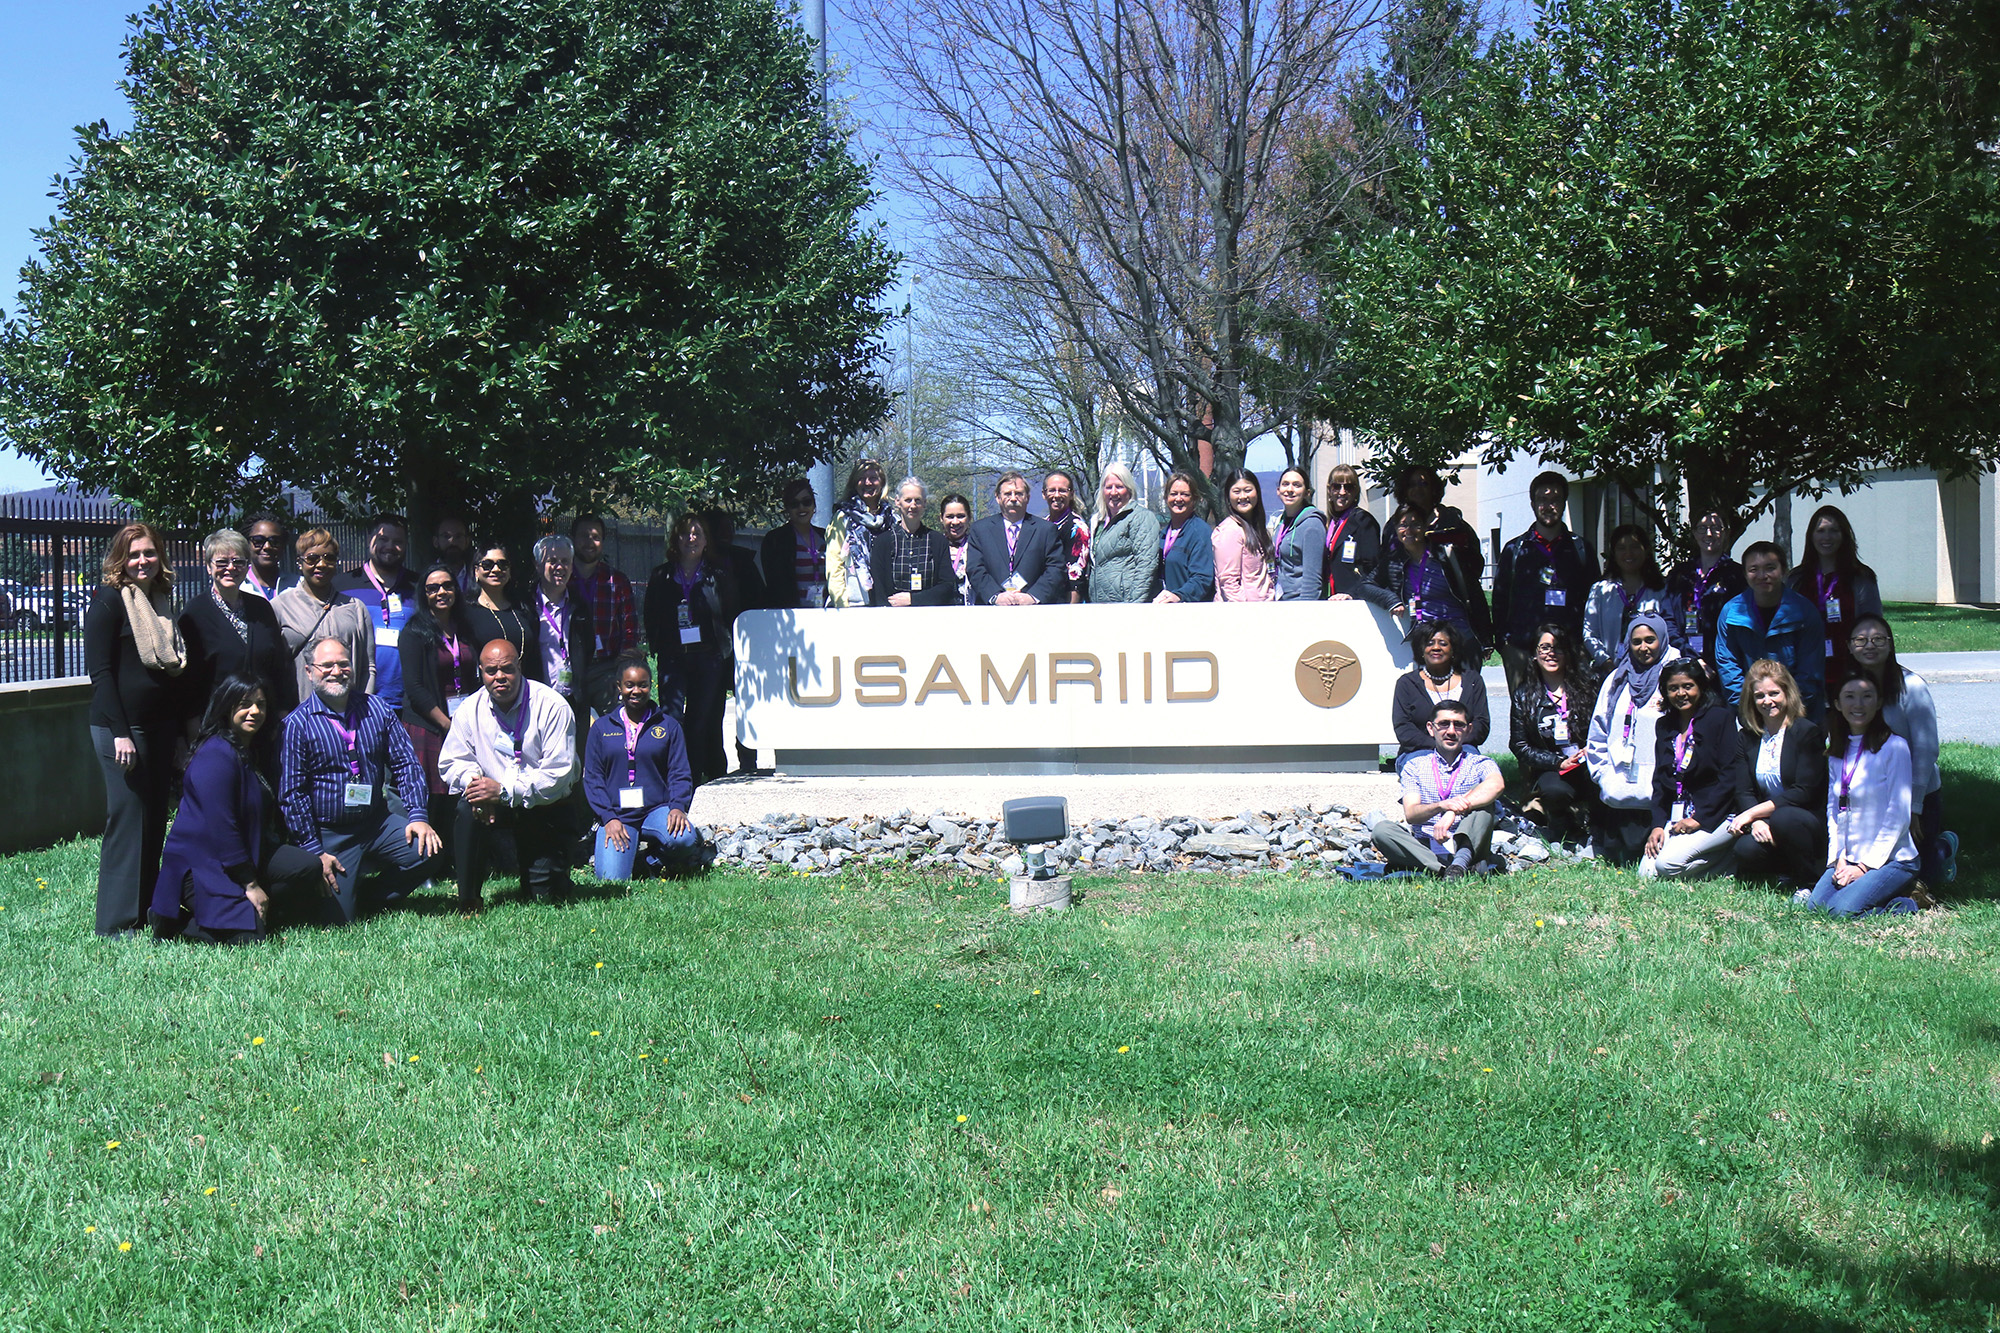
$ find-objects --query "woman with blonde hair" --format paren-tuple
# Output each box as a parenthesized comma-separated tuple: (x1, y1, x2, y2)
(1086, 461, 1162, 602)
(1726, 659, 1827, 886)
(272, 528, 376, 705)
(85, 522, 185, 935)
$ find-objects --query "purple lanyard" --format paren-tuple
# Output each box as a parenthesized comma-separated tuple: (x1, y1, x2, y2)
(1688, 561, 1717, 611)
(1672, 724, 1695, 798)
(1837, 739, 1864, 809)
(363, 564, 396, 626)
(1430, 751, 1466, 798)
(1411, 552, 1431, 615)
(621, 709, 645, 783)
(538, 592, 570, 661)
(1618, 582, 1639, 617)
(442, 632, 464, 694)
(674, 567, 700, 600)
(502, 692, 531, 765)
(1162, 523, 1180, 555)
(325, 700, 364, 778)
(1545, 686, 1568, 726)
(1816, 570, 1841, 613)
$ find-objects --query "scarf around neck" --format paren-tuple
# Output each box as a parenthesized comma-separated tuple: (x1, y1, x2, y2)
(121, 583, 186, 675)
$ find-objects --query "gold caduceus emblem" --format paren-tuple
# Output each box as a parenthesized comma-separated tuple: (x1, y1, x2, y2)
(1294, 640, 1363, 709)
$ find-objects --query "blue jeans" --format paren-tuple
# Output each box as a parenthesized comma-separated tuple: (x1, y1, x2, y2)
(1807, 858, 1920, 917)
(593, 807, 701, 881)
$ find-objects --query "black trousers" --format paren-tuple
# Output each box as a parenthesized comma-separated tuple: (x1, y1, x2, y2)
(660, 650, 728, 786)
(91, 724, 175, 936)
(1733, 806, 1828, 885)
(1531, 766, 1599, 834)
(176, 844, 322, 945)
(455, 797, 571, 907)
(1592, 806, 1654, 865)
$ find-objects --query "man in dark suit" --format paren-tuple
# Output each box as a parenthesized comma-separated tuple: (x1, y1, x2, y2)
(967, 471, 1064, 605)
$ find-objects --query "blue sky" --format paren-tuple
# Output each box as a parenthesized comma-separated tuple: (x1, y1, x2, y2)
(0, 0, 134, 490)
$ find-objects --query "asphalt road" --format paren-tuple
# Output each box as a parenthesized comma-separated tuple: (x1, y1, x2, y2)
(1479, 651, 2000, 755)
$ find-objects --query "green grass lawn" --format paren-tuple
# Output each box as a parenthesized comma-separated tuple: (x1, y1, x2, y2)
(1883, 601, 2000, 654)
(4, 753, 1998, 1330)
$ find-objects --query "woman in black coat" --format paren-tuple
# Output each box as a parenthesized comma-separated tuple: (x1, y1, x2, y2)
(1639, 659, 1744, 881)
(86, 522, 186, 936)
(1725, 659, 1829, 885)
(178, 528, 296, 734)
(1508, 624, 1599, 839)
(643, 514, 740, 787)
(398, 563, 481, 834)
(1390, 620, 1490, 766)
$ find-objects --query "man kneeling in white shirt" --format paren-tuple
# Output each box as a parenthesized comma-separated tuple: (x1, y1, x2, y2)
(439, 640, 577, 911)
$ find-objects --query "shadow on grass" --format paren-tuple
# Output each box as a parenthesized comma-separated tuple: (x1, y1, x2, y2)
(1664, 1113, 2000, 1331)
(1940, 745, 2000, 903)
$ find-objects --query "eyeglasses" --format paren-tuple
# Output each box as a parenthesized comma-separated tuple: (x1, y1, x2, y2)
(300, 554, 338, 567)
(1533, 645, 1562, 657)
(313, 661, 352, 675)
(478, 559, 510, 571)
(210, 558, 248, 572)
(1850, 635, 1891, 649)
(424, 582, 456, 595)
(1433, 720, 1468, 732)
(247, 535, 280, 547)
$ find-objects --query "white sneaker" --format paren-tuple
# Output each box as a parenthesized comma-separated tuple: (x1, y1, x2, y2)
(1791, 887, 1811, 904)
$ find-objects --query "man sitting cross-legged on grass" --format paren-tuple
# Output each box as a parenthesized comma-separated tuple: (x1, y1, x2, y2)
(280, 637, 443, 925)
(439, 639, 578, 912)
(1371, 699, 1506, 876)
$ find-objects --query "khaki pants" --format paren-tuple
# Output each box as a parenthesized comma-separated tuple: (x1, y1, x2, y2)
(1372, 808, 1496, 872)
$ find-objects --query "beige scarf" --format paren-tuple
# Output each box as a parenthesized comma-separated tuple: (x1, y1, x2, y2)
(120, 583, 186, 675)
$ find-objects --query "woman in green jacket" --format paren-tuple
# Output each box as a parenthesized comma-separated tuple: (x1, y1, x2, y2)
(1086, 462, 1163, 603)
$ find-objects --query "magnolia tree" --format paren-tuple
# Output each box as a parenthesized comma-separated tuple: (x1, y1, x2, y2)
(1315, 0, 2000, 543)
(0, 0, 897, 527)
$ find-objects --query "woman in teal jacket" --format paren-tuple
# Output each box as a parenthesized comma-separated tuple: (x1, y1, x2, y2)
(1087, 462, 1163, 603)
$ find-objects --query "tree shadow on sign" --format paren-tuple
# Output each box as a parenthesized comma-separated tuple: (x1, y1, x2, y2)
(1659, 1111, 2000, 1331)
(728, 608, 822, 766)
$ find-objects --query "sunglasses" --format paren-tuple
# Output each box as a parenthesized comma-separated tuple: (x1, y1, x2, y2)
(1433, 720, 1468, 731)
(210, 558, 248, 571)
(478, 559, 510, 571)
(247, 535, 281, 547)
(424, 581, 457, 595)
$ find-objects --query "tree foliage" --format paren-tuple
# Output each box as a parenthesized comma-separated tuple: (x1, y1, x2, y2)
(0, 0, 897, 527)
(1316, 0, 2000, 542)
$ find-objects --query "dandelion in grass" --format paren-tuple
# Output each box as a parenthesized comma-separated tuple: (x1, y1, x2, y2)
(105, 1141, 120, 1151)
(251, 1036, 265, 1046)
(84, 1226, 95, 1234)
(118, 1242, 132, 1252)
(595, 962, 604, 969)
(956, 1115, 968, 1123)
(1534, 919, 1545, 928)
(205, 1187, 217, 1196)
(1118, 1046, 1130, 1054)
(1482, 1068, 1493, 1073)
(408, 1055, 420, 1063)
(590, 1031, 602, 1037)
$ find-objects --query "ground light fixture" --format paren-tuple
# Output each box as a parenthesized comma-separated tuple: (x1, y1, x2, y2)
(1000, 796, 1071, 912)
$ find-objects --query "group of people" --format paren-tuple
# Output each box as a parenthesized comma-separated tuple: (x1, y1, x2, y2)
(84, 470, 1952, 937)
(88, 516, 712, 942)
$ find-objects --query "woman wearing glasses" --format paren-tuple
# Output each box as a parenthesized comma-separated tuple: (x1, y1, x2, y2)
(459, 543, 541, 670)
(399, 562, 481, 836)
(1322, 464, 1392, 605)
(272, 528, 376, 705)
(179, 527, 295, 733)
(240, 512, 296, 600)
(758, 478, 826, 609)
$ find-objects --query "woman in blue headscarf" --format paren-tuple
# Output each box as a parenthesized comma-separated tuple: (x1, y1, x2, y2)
(1584, 611, 1680, 864)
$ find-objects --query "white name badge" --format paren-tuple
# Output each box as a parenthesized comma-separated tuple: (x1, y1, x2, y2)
(344, 782, 374, 808)
(679, 626, 702, 646)
(446, 694, 470, 716)
(1004, 572, 1027, 592)
(1688, 634, 1706, 654)
(909, 571, 924, 592)
(1341, 539, 1357, 561)
(619, 787, 645, 809)
(1544, 589, 1566, 606)
(376, 626, 399, 648)
(1670, 801, 1689, 824)
(386, 594, 403, 616)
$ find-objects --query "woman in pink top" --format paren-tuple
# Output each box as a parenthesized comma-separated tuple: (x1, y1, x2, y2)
(1211, 467, 1276, 602)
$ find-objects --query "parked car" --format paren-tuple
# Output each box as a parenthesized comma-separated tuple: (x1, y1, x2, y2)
(0, 581, 86, 632)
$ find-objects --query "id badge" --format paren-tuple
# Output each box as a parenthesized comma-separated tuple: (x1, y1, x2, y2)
(446, 694, 469, 716)
(909, 571, 924, 592)
(1670, 801, 1688, 824)
(1541, 711, 1562, 738)
(1688, 634, 1705, 655)
(1544, 589, 1566, 606)
(344, 782, 373, 809)
(1341, 539, 1356, 561)
(679, 626, 701, 646)
(1823, 598, 1841, 624)
(386, 594, 403, 616)
(555, 664, 573, 689)
(619, 787, 645, 809)
(376, 626, 398, 648)
(1004, 572, 1027, 592)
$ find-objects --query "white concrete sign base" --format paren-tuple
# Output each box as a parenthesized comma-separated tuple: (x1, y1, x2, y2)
(734, 603, 1413, 775)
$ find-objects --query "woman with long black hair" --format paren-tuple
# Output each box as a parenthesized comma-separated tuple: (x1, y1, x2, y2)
(1211, 467, 1275, 602)
(151, 673, 322, 943)
(399, 562, 481, 835)
(644, 513, 740, 786)
(1845, 612, 1953, 884)
(1789, 505, 1883, 687)
(1509, 624, 1599, 841)
(1808, 670, 1923, 916)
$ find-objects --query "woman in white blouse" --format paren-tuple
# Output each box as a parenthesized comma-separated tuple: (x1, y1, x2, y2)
(1806, 671, 1923, 916)
(1845, 613, 1953, 884)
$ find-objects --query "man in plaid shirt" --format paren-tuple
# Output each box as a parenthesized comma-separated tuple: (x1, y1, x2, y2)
(1371, 698, 1505, 876)
(570, 513, 640, 711)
